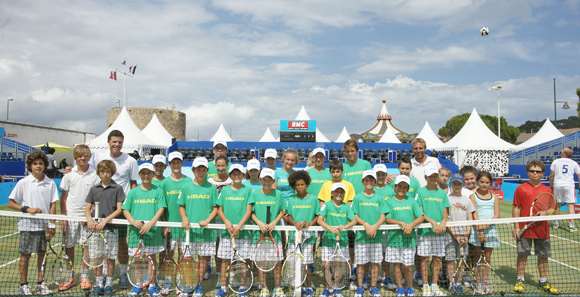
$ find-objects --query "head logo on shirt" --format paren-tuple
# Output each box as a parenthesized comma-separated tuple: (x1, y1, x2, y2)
(257, 201, 276, 205)
(187, 194, 210, 199)
(360, 202, 378, 206)
(135, 199, 157, 204)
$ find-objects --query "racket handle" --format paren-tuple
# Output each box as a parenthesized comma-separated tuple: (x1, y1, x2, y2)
(185, 228, 190, 244)
(296, 230, 302, 242)
(94, 202, 100, 222)
(266, 206, 271, 224)
(518, 226, 528, 239)
(336, 234, 340, 242)
(231, 237, 236, 249)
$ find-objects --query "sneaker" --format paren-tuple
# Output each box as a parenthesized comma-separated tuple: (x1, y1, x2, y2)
(333, 289, 343, 297)
(58, 277, 76, 291)
(259, 288, 270, 297)
(351, 267, 357, 281)
(463, 274, 473, 289)
(406, 287, 415, 297)
(273, 287, 286, 297)
(571, 227, 577, 233)
(205, 265, 212, 280)
(161, 280, 171, 296)
(349, 281, 358, 291)
(413, 272, 423, 286)
(19, 284, 32, 296)
(81, 277, 92, 290)
(105, 285, 113, 295)
(382, 276, 397, 290)
(369, 286, 381, 297)
(305, 287, 314, 297)
(120, 273, 130, 289)
(421, 286, 431, 297)
(452, 284, 464, 295)
(354, 286, 364, 297)
(253, 278, 262, 290)
(396, 287, 405, 297)
(362, 276, 370, 290)
(149, 285, 162, 297)
(239, 288, 248, 297)
(193, 284, 203, 297)
(553, 221, 560, 230)
(431, 285, 445, 296)
(94, 286, 105, 295)
(215, 288, 228, 297)
(35, 282, 51, 295)
(539, 281, 559, 295)
(514, 280, 524, 293)
(319, 289, 331, 297)
(128, 285, 144, 296)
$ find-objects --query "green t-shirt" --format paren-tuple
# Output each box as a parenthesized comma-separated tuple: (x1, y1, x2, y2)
(248, 189, 286, 243)
(215, 185, 253, 239)
(286, 194, 320, 244)
(342, 159, 372, 195)
(375, 186, 396, 201)
(318, 201, 355, 247)
(160, 175, 192, 239)
(275, 168, 294, 203)
(206, 161, 231, 180)
(416, 187, 450, 236)
(306, 168, 332, 197)
(152, 177, 165, 187)
(386, 176, 421, 200)
(385, 197, 424, 248)
(242, 180, 262, 191)
(121, 185, 167, 248)
(176, 181, 219, 242)
(351, 191, 388, 243)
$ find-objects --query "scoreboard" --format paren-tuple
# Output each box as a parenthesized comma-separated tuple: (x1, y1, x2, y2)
(279, 120, 316, 142)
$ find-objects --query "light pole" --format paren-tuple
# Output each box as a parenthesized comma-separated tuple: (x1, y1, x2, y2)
(489, 85, 502, 137)
(6, 98, 13, 121)
(553, 78, 570, 127)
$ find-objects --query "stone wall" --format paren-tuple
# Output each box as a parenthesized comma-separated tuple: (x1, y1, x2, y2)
(106, 108, 186, 141)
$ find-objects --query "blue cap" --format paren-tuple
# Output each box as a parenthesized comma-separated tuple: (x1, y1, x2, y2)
(449, 173, 464, 184)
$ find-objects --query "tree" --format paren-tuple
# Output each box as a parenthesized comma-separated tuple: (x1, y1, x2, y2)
(438, 113, 520, 143)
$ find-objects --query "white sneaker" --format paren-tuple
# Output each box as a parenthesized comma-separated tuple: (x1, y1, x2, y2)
(19, 284, 32, 295)
(273, 287, 286, 297)
(431, 285, 446, 296)
(259, 288, 270, 297)
(553, 221, 560, 230)
(349, 281, 358, 291)
(36, 282, 52, 295)
(422, 286, 432, 297)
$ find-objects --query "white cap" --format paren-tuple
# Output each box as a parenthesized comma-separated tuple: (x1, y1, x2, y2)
(395, 175, 410, 185)
(424, 166, 439, 177)
(373, 164, 387, 173)
(229, 164, 245, 174)
(168, 151, 183, 161)
(312, 148, 325, 157)
(139, 163, 155, 173)
(247, 159, 261, 171)
(152, 155, 166, 165)
(265, 149, 277, 159)
(362, 170, 377, 180)
(213, 140, 227, 148)
(331, 183, 346, 192)
(260, 168, 275, 179)
(192, 157, 209, 168)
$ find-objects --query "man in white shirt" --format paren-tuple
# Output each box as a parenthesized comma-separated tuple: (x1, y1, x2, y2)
(549, 148, 580, 231)
(409, 138, 441, 187)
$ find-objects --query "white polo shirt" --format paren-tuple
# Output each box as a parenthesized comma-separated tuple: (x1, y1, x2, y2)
(410, 156, 441, 188)
(551, 158, 580, 188)
(59, 165, 100, 216)
(9, 174, 59, 232)
(90, 152, 139, 196)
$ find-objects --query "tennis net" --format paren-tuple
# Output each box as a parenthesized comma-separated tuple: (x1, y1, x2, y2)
(0, 211, 579, 296)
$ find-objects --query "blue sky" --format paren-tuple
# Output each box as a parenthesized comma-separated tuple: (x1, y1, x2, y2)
(0, 0, 579, 141)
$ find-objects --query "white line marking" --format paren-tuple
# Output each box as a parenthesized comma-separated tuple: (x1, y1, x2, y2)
(551, 234, 580, 245)
(499, 239, 580, 272)
(0, 243, 62, 269)
(0, 231, 18, 239)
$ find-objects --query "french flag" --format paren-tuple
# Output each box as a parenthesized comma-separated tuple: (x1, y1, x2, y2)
(121, 60, 126, 65)
(129, 65, 137, 75)
(110, 71, 117, 80)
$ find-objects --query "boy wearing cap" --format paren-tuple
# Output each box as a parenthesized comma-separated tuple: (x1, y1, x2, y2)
(352, 170, 387, 297)
(207, 141, 231, 180)
(445, 173, 475, 294)
(306, 148, 332, 198)
(384, 175, 425, 297)
(248, 168, 287, 297)
(372, 164, 396, 290)
(178, 157, 219, 297)
(216, 164, 254, 297)
(416, 166, 450, 297)
(152, 155, 167, 186)
(317, 182, 358, 297)
(318, 161, 355, 206)
(122, 163, 167, 297)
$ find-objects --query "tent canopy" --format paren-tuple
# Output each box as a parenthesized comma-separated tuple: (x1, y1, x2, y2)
(142, 113, 174, 146)
(294, 105, 330, 142)
(33, 142, 73, 152)
(416, 121, 444, 149)
(378, 127, 401, 143)
(210, 123, 234, 142)
(515, 118, 563, 150)
(259, 127, 277, 142)
(335, 127, 351, 143)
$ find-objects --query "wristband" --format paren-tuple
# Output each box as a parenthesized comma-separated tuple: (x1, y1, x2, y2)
(48, 223, 56, 229)
(21, 206, 30, 213)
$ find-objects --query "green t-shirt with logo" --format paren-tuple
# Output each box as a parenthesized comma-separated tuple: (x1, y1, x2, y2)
(177, 181, 219, 242)
(122, 185, 167, 248)
(248, 189, 286, 243)
(318, 201, 355, 247)
(275, 168, 294, 203)
(216, 185, 253, 239)
(206, 161, 232, 180)
(386, 176, 421, 200)
(306, 168, 332, 197)
(385, 197, 424, 248)
(152, 177, 165, 187)
(351, 191, 388, 243)
(286, 194, 320, 244)
(375, 186, 396, 201)
(416, 187, 450, 236)
(160, 175, 192, 239)
(342, 159, 372, 195)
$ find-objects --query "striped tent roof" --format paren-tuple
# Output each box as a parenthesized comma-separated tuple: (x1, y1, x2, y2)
(359, 100, 406, 135)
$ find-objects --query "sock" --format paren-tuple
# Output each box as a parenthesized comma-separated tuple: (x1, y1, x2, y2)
(571, 223, 575, 228)
(81, 268, 89, 278)
(540, 278, 548, 283)
(554, 220, 559, 225)
(221, 286, 226, 290)
(423, 284, 429, 289)
(106, 277, 113, 287)
(67, 270, 73, 279)
(96, 277, 103, 287)
(21, 282, 28, 287)
(431, 283, 437, 289)
(119, 264, 128, 274)
(517, 276, 525, 281)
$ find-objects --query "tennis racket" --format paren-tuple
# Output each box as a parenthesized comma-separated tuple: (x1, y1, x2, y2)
(127, 222, 155, 289)
(450, 245, 473, 295)
(156, 232, 176, 293)
(253, 206, 279, 272)
(282, 230, 307, 288)
(41, 226, 61, 285)
(324, 234, 351, 290)
(55, 229, 74, 287)
(175, 229, 199, 294)
(81, 202, 107, 269)
(518, 192, 556, 238)
(472, 243, 496, 296)
(227, 237, 254, 294)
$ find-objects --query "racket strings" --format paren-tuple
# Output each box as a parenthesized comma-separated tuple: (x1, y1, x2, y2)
(228, 261, 253, 292)
(82, 234, 107, 268)
(254, 240, 278, 272)
(533, 194, 557, 214)
(42, 252, 60, 284)
(327, 259, 350, 290)
(176, 259, 196, 293)
(282, 253, 308, 287)
(128, 254, 153, 287)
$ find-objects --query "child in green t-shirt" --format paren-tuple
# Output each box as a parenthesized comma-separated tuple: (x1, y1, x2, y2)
(384, 175, 424, 297)
(286, 171, 320, 296)
(152, 154, 167, 186)
(177, 157, 219, 297)
(317, 183, 357, 297)
(306, 148, 332, 197)
(121, 163, 167, 297)
(243, 159, 263, 191)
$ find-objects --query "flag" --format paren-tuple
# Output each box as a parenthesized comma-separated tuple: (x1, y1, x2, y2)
(110, 71, 117, 81)
(131, 65, 137, 74)
(121, 60, 126, 65)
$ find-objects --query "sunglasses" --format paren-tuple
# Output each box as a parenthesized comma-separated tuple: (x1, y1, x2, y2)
(527, 170, 544, 174)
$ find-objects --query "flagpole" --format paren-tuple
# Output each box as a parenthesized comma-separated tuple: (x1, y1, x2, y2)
(123, 58, 127, 107)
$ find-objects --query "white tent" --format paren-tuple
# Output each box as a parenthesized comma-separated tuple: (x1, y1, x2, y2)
(515, 118, 563, 150)
(88, 107, 167, 155)
(259, 127, 277, 142)
(378, 127, 401, 143)
(335, 127, 352, 143)
(210, 123, 234, 142)
(142, 113, 174, 146)
(416, 121, 444, 149)
(294, 105, 330, 142)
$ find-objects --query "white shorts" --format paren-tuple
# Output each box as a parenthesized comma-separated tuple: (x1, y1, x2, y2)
(217, 238, 253, 260)
(66, 221, 88, 248)
(381, 231, 389, 253)
(128, 245, 164, 257)
(355, 242, 383, 264)
(384, 247, 416, 266)
(554, 186, 576, 204)
(286, 243, 314, 265)
(85, 229, 119, 260)
(417, 235, 445, 257)
(181, 241, 216, 257)
(250, 241, 284, 262)
(162, 237, 183, 252)
(321, 246, 350, 262)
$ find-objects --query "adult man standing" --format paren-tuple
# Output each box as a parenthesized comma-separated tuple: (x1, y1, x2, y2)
(409, 138, 441, 188)
(90, 130, 138, 288)
(342, 139, 372, 195)
(549, 148, 580, 232)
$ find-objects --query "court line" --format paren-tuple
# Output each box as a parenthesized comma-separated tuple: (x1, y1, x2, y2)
(499, 239, 580, 272)
(0, 243, 62, 269)
(551, 234, 580, 245)
(0, 231, 18, 239)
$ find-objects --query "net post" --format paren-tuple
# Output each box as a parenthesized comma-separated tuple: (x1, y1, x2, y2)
(294, 230, 302, 297)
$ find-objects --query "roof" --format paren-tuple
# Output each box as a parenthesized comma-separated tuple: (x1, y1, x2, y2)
(378, 127, 401, 143)
(259, 127, 277, 142)
(416, 121, 444, 149)
(294, 105, 330, 142)
(210, 123, 234, 142)
(335, 127, 351, 143)
(360, 100, 406, 135)
(515, 118, 564, 150)
(142, 113, 174, 146)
